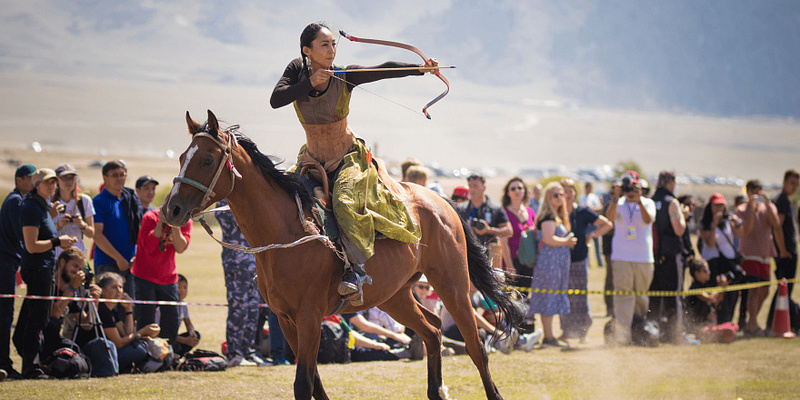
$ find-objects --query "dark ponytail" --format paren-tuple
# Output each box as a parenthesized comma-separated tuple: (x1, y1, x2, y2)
(300, 22, 330, 76)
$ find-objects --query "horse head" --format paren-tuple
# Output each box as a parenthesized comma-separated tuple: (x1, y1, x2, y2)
(162, 110, 239, 227)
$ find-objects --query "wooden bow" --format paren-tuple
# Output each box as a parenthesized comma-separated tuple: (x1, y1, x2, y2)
(339, 30, 450, 119)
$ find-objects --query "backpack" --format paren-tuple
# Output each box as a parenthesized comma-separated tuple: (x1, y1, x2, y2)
(141, 337, 177, 373)
(83, 337, 118, 377)
(517, 229, 540, 267)
(71, 298, 118, 377)
(318, 319, 351, 364)
(43, 347, 91, 379)
(178, 350, 228, 372)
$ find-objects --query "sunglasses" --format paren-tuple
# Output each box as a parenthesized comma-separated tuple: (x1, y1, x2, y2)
(509, 186, 525, 191)
(552, 192, 563, 198)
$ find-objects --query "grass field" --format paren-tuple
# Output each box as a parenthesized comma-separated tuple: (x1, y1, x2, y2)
(4, 225, 800, 399)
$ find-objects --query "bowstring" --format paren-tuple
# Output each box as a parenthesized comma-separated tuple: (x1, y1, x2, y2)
(333, 30, 425, 118)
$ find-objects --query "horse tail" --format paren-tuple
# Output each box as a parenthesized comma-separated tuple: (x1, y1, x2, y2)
(459, 215, 525, 338)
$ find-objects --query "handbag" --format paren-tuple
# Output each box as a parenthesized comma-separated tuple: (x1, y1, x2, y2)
(516, 229, 540, 267)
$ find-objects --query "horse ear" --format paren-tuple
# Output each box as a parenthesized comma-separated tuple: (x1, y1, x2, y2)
(207, 110, 219, 135)
(186, 111, 201, 135)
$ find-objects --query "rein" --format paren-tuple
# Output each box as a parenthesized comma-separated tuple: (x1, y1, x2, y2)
(194, 195, 343, 257)
(174, 128, 343, 259)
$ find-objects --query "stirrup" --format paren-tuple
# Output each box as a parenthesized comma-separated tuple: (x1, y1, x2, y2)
(338, 263, 372, 304)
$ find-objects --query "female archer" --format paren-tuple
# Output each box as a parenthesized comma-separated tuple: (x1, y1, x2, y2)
(270, 22, 438, 303)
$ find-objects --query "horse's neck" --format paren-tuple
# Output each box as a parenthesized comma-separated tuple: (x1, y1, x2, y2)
(225, 156, 304, 247)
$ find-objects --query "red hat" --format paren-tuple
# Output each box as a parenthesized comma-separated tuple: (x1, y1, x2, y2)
(708, 192, 727, 205)
(452, 186, 469, 200)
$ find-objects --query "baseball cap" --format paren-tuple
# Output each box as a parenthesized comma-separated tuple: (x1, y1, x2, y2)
(55, 163, 77, 177)
(15, 164, 37, 178)
(135, 175, 159, 189)
(708, 193, 727, 205)
(32, 168, 57, 187)
(452, 186, 469, 200)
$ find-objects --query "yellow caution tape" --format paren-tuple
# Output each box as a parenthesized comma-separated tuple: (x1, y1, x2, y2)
(509, 277, 800, 297)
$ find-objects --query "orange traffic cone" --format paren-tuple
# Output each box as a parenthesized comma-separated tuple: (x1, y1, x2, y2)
(771, 279, 796, 339)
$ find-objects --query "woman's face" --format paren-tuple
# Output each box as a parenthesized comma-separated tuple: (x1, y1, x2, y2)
(548, 188, 564, 208)
(412, 282, 433, 299)
(711, 203, 726, 215)
(507, 181, 526, 202)
(303, 27, 336, 68)
(37, 178, 58, 198)
(101, 279, 124, 300)
(57, 173, 77, 194)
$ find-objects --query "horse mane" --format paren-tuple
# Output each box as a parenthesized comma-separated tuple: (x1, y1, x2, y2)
(199, 123, 313, 210)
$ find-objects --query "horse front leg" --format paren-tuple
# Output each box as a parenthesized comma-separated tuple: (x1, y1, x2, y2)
(288, 315, 326, 400)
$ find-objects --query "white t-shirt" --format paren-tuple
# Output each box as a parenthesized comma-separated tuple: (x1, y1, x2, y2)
(610, 197, 656, 263)
(54, 194, 96, 256)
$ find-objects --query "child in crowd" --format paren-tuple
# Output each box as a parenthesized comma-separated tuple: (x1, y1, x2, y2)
(685, 259, 737, 343)
(173, 274, 200, 356)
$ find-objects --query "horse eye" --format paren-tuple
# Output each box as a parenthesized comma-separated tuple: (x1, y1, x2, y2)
(201, 155, 214, 167)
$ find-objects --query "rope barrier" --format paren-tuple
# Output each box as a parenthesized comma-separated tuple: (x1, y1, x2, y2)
(3, 277, 797, 306)
(0, 293, 268, 308)
(509, 277, 800, 297)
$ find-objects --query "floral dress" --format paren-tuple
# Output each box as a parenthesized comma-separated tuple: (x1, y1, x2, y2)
(528, 216, 571, 317)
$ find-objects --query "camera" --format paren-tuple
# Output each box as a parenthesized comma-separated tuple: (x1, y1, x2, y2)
(83, 264, 94, 289)
(621, 176, 634, 193)
(470, 218, 486, 230)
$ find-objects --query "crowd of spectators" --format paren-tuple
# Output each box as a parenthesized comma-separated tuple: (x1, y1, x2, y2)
(0, 160, 281, 380)
(462, 169, 799, 348)
(2, 155, 798, 379)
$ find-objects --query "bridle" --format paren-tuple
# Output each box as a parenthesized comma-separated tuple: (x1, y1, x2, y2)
(172, 127, 241, 211)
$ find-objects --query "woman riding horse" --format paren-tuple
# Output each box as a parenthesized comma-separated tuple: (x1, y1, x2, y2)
(270, 22, 439, 302)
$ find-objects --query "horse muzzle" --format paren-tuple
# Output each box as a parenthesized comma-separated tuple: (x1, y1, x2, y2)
(161, 196, 195, 227)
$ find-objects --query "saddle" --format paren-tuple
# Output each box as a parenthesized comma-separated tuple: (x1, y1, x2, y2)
(297, 159, 339, 242)
(297, 153, 403, 243)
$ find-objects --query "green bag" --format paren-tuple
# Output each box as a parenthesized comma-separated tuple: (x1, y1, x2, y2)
(517, 229, 540, 267)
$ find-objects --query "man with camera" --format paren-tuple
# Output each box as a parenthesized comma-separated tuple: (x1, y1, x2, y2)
(456, 174, 512, 266)
(42, 248, 100, 356)
(606, 171, 656, 345)
(735, 179, 788, 337)
(648, 171, 688, 344)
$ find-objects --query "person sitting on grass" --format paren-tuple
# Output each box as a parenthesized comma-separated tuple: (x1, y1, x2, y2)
(173, 274, 200, 356)
(685, 259, 737, 343)
(96, 272, 160, 372)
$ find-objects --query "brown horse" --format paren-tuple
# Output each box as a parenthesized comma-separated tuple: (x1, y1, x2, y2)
(162, 110, 522, 400)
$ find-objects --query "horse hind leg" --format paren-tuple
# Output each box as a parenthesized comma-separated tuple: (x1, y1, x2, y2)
(379, 289, 447, 400)
(435, 286, 504, 400)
